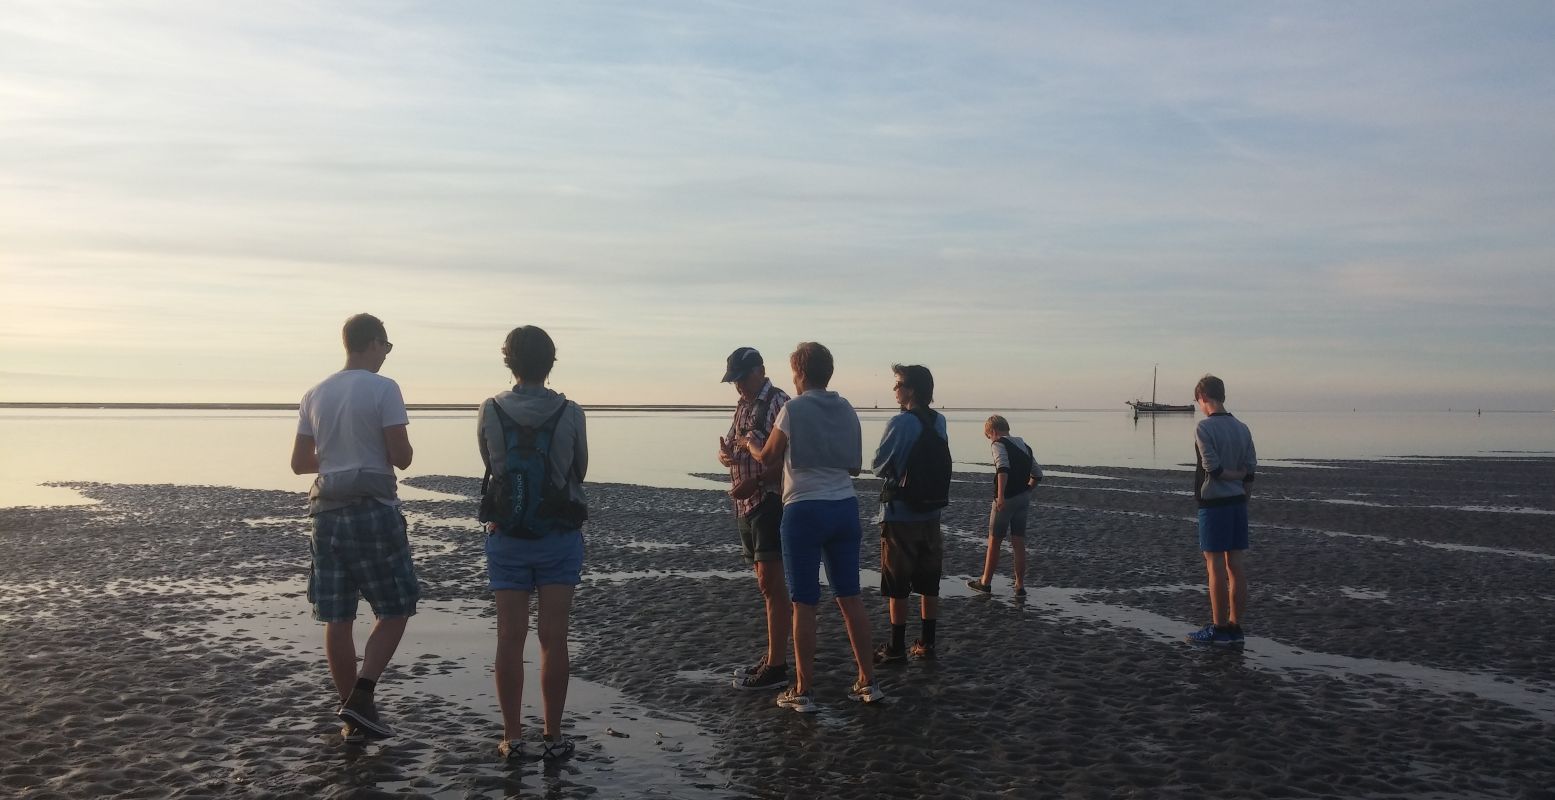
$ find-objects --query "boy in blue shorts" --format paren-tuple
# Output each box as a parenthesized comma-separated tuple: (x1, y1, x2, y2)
(1185, 375, 1257, 646)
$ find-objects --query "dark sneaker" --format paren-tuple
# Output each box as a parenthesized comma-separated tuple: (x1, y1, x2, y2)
(965, 579, 992, 594)
(908, 639, 936, 661)
(873, 644, 907, 665)
(541, 735, 575, 761)
(340, 723, 366, 744)
(847, 678, 885, 704)
(338, 690, 394, 739)
(775, 687, 818, 713)
(733, 656, 767, 680)
(497, 738, 522, 760)
(1227, 625, 1246, 644)
(1185, 623, 1236, 646)
(733, 662, 789, 691)
(1013, 585, 1028, 597)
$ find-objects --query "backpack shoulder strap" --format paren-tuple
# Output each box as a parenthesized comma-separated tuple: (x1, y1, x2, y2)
(480, 398, 504, 496)
(540, 400, 569, 431)
(490, 397, 518, 431)
(751, 393, 774, 436)
(910, 407, 940, 439)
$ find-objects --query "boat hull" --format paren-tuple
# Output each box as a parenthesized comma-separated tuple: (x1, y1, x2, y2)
(1127, 401, 1194, 414)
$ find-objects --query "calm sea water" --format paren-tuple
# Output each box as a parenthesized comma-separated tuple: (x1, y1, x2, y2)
(1, 407, 1550, 508)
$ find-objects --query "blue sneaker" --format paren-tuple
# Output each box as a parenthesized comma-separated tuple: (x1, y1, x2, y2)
(1185, 623, 1235, 646)
(1227, 625, 1246, 644)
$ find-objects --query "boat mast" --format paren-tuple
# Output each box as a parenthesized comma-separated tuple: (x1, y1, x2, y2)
(1151, 364, 1158, 405)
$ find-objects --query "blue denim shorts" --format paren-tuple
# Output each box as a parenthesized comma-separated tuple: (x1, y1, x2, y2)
(780, 496, 862, 605)
(1198, 504, 1249, 552)
(486, 530, 585, 592)
(309, 501, 420, 622)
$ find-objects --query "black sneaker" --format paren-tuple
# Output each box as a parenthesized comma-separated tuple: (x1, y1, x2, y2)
(541, 735, 575, 761)
(965, 579, 992, 594)
(873, 644, 907, 665)
(732, 662, 789, 691)
(338, 689, 394, 739)
(733, 656, 767, 680)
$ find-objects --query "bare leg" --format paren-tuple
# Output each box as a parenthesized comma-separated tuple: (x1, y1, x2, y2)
(1011, 535, 1028, 589)
(325, 621, 358, 703)
(835, 595, 875, 685)
(791, 602, 818, 694)
(494, 590, 530, 741)
(1203, 552, 1228, 626)
(1224, 550, 1248, 626)
(888, 596, 908, 626)
(755, 561, 791, 666)
(919, 595, 938, 622)
(359, 616, 408, 681)
(536, 584, 575, 738)
(978, 534, 1000, 585)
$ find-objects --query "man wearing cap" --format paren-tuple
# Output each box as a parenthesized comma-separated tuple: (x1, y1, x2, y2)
(717, 347, 793, 691)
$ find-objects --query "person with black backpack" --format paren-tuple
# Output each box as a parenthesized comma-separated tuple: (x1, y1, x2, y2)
(476, 325, 589, 762)
(869, 364, 951, 663)
(967, 415, 1042, 597)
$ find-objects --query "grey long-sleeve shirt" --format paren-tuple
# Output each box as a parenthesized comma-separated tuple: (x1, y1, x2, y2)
(1194, 412, 1256, 507)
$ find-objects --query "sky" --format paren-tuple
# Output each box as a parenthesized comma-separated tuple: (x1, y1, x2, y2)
(2, 1, 1552, 410)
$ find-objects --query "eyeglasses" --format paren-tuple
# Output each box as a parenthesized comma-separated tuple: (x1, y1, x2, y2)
(381, 340, 394, 353)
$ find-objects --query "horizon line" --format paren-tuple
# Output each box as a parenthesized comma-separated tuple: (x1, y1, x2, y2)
(0, 402, 1548, 414)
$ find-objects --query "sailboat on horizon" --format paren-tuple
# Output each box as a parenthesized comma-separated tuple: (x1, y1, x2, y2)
(1127, 365, 1194, 417)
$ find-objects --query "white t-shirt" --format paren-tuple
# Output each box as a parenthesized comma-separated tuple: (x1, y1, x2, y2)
(774, 402, 856, 505)
(297, 370, 410, 476)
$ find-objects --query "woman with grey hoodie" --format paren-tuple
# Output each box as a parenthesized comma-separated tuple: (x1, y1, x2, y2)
(744, 342, 883, 712)
(476, 325, 588, 761)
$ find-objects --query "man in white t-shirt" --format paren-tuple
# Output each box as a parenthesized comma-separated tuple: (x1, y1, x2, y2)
(290, 313, 417, 742)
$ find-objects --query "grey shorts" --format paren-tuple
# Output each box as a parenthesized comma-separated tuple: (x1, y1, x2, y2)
(988, 491, 1032, 541)
(738, 492, 784, 564)
(308, 501, 420, 622)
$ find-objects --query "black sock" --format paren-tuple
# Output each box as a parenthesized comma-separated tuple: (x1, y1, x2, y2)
(891, 624, 906, 653)
(355, 677, 377, 694)
(921, 618, 937, 645)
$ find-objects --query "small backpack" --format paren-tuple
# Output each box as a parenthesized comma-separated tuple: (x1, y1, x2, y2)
(479, 399, 588, 538)
(881, 408, 952, 512)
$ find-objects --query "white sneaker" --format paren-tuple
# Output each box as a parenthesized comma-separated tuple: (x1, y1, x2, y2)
(775, 687, 818, 713)
(848, 679, 885, 704)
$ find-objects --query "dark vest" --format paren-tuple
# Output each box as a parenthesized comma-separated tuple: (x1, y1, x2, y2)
(995, 437, 1034, 498)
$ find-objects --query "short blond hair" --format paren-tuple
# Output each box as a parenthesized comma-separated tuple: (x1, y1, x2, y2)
(984, 414, 1010, 434)
(790, 342, 834, 388)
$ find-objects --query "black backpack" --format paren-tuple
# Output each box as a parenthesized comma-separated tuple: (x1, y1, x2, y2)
(880, 408, 952, 512)
(478, 399, 588, 538)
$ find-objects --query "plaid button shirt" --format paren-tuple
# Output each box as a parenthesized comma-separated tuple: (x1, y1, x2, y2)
(724, 380, 789, 517)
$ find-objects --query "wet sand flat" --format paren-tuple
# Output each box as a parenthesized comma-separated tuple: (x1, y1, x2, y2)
(1, 457, 1552, 798)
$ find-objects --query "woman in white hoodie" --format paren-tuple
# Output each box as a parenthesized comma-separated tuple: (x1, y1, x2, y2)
(476, 325, 588, 761)
(744, 342, 883, 712)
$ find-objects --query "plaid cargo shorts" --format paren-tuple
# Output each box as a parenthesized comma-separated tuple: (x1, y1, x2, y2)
(308, 500, 420, 622)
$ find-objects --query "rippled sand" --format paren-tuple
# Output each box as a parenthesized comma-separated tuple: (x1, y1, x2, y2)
(1, 456, 1551, 798)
